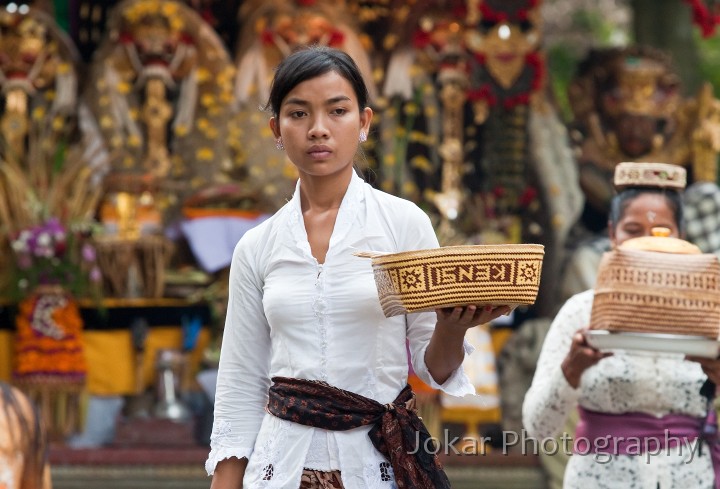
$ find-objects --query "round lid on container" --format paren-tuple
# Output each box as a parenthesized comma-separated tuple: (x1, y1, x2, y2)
(619, 227, 701, 254)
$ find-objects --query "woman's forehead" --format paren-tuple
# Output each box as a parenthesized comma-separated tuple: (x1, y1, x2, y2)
(283, 72, 355, 103)
(623, 193, 674, 215)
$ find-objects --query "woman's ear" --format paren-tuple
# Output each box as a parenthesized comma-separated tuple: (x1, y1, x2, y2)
(360, 107, 373, 133)
(269, 117, 280, 139)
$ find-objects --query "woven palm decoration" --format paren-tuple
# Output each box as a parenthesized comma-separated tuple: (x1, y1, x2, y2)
(590, 244, 720, 339)
(356, 244, 544, 317)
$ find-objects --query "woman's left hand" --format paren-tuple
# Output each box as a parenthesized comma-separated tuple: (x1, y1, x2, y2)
(435, 304, 512, 334)
(686, 355, 720, 385)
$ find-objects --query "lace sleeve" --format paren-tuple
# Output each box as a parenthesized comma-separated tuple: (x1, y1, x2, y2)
(413, 337, 476, 397)
(205, 419, 254, 475)
(522, 290, 593, 439)
(206, 234, 272, 475)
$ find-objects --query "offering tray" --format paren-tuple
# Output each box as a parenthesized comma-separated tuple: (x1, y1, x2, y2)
(584, 330, 720, 358)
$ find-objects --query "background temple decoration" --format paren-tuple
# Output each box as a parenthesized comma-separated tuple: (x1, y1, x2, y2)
(567, 45, 720, 233)
(86, 0, 236, 229)
(0, 6, 86, 223)
(0, 7, 76, 168)
(232, 0, 377, 211)
(0, 6, 105, 290)
(13, 283, 88, 439)
(377, 0, 461, 204)
(62, 0, 243, 63)
(84, 0, 237, 298)
(0, 5, 107, 441)
(381, 0, 582, 315)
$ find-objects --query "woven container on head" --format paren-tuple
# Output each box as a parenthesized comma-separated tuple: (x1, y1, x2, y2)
(356, 244, 545, 318)
(613, 162, 687, 190)
(590, 248, 720, 339)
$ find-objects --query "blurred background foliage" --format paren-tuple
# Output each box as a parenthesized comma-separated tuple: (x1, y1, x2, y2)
(698, 32, 720, 97)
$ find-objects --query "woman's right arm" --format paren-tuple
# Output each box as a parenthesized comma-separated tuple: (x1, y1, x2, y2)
(522, 291, 595, 439)
(206, 235, 272, 485)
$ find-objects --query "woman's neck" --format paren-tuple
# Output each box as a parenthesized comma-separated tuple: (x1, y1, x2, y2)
(299, 170, 353, 213)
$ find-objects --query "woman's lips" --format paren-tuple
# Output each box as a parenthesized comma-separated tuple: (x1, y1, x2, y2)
(308, 145, 332, 158)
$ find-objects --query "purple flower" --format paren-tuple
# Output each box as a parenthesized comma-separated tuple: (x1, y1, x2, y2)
(81, 243, 96, 262)
(11, 217, 101, 299)
(89, 266, 102, 283)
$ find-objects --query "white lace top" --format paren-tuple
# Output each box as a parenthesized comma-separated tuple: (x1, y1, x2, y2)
(206, 172, 475, 488)
(523, 289, 715, 489)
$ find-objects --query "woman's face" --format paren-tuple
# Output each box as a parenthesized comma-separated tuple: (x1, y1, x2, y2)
(269, 71, 372, 179)
(609, 193, 679, 247)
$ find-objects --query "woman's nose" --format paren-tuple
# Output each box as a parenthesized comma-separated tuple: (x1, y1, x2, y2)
(308, 116, 329, 139)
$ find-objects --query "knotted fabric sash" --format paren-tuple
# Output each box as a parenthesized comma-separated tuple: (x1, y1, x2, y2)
(576, 406, 720, 488)
(267, 376, 451, 489)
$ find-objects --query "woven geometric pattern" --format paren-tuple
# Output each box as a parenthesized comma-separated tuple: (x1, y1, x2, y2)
(364, 245, 545, 318)
(613, 162, 687, 190)
(590, 248, 720, 338)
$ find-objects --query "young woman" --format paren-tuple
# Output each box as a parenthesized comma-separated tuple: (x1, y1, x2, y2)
(0, 382, 51, 489)
(523, 166, 720, 489)
(206, 46, 509, 489)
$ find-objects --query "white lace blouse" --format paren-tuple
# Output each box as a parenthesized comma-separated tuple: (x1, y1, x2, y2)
(206, 172, 475, 488)
(523, 289, 715, 489)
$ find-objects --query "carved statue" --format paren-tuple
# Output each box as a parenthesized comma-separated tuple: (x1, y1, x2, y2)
(568, 45, 720, 232)
(0, 7, 81, 186)
(86, 0, 237, 233)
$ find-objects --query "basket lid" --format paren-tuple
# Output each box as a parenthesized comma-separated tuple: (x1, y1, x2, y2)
(619, 227, 701, 254)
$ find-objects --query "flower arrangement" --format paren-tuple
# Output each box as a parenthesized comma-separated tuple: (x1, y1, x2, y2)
(14, 290, 87, 382)
(8, 217, 102, 299)
(0, 134, 107, 301)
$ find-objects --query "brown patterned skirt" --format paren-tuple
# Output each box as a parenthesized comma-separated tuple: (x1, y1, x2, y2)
(300, 469, 344, 488)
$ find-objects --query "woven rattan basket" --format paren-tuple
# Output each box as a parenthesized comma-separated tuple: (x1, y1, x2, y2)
(590, 242, 720, 339)
(355, 244, 545, 318)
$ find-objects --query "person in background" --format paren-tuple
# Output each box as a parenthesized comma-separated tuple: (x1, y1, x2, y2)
(0, 381, 52, 489)
(523, 162, 720, 489)
(205, 45, 509, 489)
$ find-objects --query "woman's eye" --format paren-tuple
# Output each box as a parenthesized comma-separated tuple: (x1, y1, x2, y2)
(331, 108, 347, 115)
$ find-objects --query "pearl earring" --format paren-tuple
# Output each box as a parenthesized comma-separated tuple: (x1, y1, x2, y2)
(276, 138, 284, 150)
(359, 131, 367, 143)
